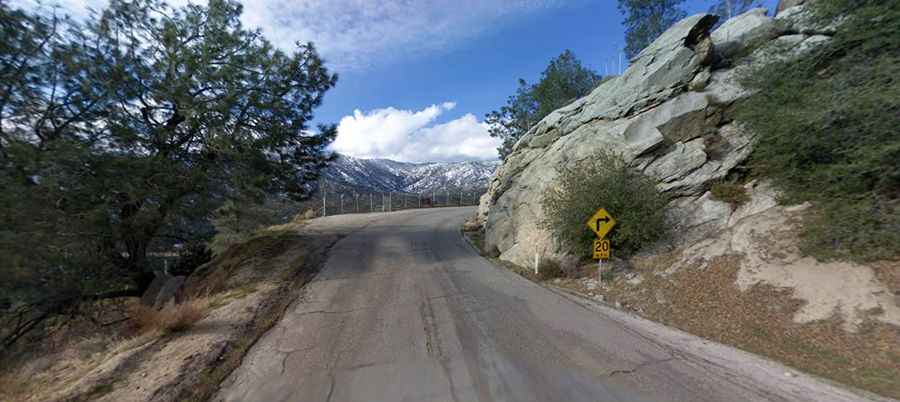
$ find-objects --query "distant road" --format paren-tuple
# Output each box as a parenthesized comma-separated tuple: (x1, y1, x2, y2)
(216, 207, 891, 402)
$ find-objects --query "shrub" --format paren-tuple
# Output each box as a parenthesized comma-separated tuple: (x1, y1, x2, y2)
(710, 181, 750, 207)
(735, 0, 900, 261)
(536, 259, 563, 281)
(129, 299, 208, 335)
(541, 151, 670, 259)
(600, 270, 616, 282)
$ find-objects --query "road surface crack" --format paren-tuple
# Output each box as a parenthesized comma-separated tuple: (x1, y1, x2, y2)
(292, 307, 369, 317)
(325, 372, 336, 402)
(607, 357, 676, 377)
(420, 298, 444, 359)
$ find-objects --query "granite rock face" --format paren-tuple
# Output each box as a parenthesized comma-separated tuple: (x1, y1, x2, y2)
(480, 6, 834, 267)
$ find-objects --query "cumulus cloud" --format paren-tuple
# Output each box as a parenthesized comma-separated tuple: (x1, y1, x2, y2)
(331, 103, 500, 162)
(13, 0, 565, 71)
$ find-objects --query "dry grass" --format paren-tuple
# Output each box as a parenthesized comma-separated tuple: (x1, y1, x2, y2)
(302, 209, 318, 220)
(0, 332, 158, 402)
(710, 181, 750, 207)
(462, 218, 900, 399)
(555, 255, 900, 399)
(1, 222, 345, 402)
(128, 298, 209, 335)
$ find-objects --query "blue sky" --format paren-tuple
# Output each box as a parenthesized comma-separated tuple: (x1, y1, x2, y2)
(15, 0, 776, 162)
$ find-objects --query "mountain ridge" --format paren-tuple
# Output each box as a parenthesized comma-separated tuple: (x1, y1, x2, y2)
(321, 154, 498, 194)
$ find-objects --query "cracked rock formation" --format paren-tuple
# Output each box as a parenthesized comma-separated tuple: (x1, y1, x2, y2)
(479, 6, 834, 268)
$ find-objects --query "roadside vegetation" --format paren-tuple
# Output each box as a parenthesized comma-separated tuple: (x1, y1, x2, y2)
(0, 0, 335, 354)
(710, 180, 750, 208)
(485, 50, 602, 159)
(128, 298, 208, 335)
(0, 218, 342, 402)
(541, 152, 670, 259)
(736, 0, 900, 261)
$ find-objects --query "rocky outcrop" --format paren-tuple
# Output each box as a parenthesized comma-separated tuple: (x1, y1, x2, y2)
(711, 8, 779, 60)
(141, 274, 186, 309)
(480, 6, 835, 268)
(672, 182, 900, 332)
(776, 0, 816, 15)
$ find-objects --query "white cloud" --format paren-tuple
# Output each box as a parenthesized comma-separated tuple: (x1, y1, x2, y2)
(12, 0, 565, 71)
(239, 0, 567, 70)
(331, 103, 500, 162)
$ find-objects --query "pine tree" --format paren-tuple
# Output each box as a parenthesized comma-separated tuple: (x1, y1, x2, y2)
(485, 50, 601, 159)
(0, 0, 338, 331)
(618, 0, 687, 60)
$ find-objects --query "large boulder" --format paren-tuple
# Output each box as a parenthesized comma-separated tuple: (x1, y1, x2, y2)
(672, 182, 900, 333)
(140, 274, 186, 309)
(775, 3, 842, 36)
(776, 0, 816, 16)
(480, 11, 837, 268)
(140, 274, 169, 307)
(711, 8, 779, 60)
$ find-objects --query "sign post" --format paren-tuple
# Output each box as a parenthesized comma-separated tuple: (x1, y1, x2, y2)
(586, 208, 616, 281)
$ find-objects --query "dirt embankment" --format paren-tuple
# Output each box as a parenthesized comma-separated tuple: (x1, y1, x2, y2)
(0, 214, 384, 402)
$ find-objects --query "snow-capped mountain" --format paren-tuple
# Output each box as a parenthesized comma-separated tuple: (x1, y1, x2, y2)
(321, 154, 498, 194)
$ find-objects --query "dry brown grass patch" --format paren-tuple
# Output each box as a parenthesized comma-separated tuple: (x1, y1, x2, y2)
(559, 254, 900, 399)
(0, 332, 158, 402)
(128, 298, 209, 335)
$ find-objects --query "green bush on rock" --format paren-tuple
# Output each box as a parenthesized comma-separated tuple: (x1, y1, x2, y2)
(541, 151, 670, 259)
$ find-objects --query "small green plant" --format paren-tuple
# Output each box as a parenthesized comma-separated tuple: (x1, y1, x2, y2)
(710, 181, 750, 207)
(600, 270, 615, 282)
(541, 151, 670, 259)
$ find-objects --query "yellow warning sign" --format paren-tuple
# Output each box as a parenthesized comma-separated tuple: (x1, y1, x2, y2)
(586, 208, 616, 239)
(592, 239, 610, 260)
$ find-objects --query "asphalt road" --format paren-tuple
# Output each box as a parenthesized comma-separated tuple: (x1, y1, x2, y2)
(216, 207, 890, 402)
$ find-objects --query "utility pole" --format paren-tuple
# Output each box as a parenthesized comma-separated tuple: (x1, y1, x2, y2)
(340, 194, 344, 214)
(618, 51, 623, 75)
(322, 191, 327, 217)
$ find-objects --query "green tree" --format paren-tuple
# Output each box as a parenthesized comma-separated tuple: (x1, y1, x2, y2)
(1, 0, 337, 345)
(618, 0, 687, 60)
(484, 79, 538, 160)
(485, 50, 601, 159)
